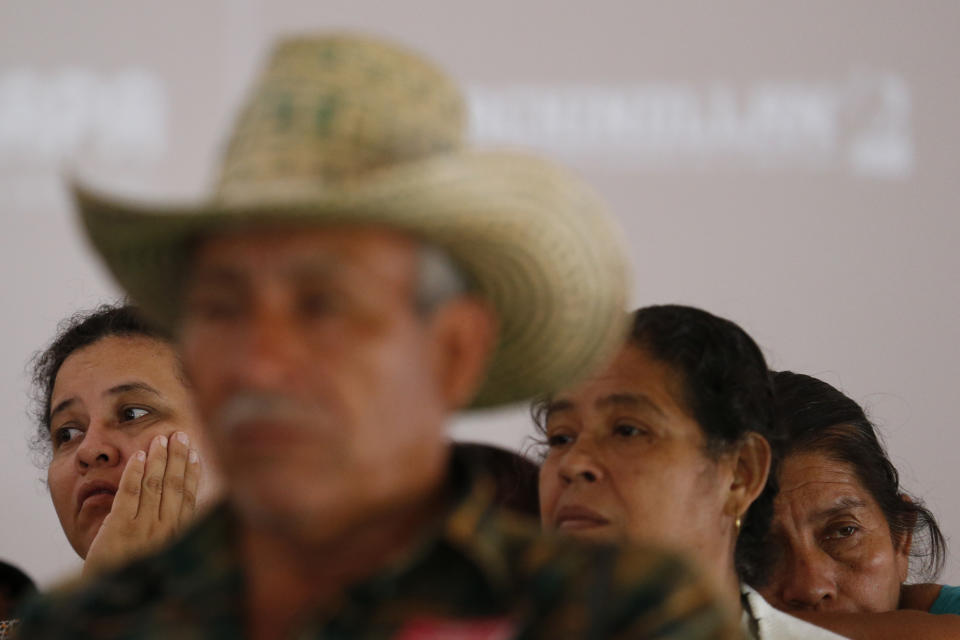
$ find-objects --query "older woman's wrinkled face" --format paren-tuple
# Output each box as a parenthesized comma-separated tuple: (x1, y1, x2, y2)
(46, 335, 217, 558)
(538, 345, 732, 557)
(758, 451, 910, 613)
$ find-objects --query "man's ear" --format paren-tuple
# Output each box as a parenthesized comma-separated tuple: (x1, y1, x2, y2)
(725, 432, 772, 523)
(427, 295, 498, 410)
(894, 493, 916, 583)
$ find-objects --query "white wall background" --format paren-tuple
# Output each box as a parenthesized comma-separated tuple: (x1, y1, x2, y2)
(1, 0, 958, 587)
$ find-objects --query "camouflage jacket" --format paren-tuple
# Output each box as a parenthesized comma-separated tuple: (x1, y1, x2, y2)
(17, 461, 740, 639)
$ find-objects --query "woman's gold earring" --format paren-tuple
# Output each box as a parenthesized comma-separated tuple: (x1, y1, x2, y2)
(735, 517, 742, 533)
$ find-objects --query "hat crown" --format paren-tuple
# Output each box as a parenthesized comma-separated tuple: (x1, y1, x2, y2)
(76, 31, 631, 408)
(214, 34, 467, 203)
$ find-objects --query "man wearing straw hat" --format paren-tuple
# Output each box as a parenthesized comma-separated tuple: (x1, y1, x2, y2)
(18, 34, 738, 639)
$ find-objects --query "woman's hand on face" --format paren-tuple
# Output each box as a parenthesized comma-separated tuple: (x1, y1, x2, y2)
(82, 431, 201, 578)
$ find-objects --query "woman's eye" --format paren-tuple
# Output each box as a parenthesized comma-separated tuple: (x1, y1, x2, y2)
(613, 423, 645, 438)
(51, 426, 83, 448)
(546, 433, 574, 448)
(824, 524, 860, 542)
(120, 407, 150, 422)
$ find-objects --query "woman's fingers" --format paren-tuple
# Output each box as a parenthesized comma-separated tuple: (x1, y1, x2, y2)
(137, 434, 168, 520)
(159, 431, 190, 524)
(179, 448, 202, 525)
(83, 435, 203, 578)
(110, 450, 146, 523)
(81, 450, 146, 577)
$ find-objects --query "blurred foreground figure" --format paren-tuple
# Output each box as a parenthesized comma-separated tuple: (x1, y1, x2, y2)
(18, 34, 738, 639)
(0, 560, 35, 639)
(452, 442, 540, 518)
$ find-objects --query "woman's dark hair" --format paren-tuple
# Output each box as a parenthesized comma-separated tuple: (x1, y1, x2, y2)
(533, 304, 778, 585)
(771, 370, 946, 581)
(28, 304, 172, 462)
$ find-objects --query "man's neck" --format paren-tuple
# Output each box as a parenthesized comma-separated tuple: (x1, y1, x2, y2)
(240, 485, 449, 640)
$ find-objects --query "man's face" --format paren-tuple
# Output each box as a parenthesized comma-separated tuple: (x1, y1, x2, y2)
(180, 227, 451, 540)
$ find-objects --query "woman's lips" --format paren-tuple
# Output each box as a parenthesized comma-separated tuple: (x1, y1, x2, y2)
(554, 505, 610, 530)
(76, 481, 118, 513)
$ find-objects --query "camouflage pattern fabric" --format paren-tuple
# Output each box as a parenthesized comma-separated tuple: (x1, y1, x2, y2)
(16, 461, 741, 639)
(0, 619, 17, 640)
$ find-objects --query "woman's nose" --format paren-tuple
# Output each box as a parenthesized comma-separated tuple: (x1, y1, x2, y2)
(75, 426, 122, 471)
(558, 441, 605, 484)
(778, 546, 839, 611)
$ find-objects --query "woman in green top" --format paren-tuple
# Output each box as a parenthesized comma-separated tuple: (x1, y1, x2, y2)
(755, 371, 960, 638)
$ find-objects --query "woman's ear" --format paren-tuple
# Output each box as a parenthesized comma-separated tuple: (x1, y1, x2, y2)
(725, 432, 772, 522)
(894, 493, 916, 583)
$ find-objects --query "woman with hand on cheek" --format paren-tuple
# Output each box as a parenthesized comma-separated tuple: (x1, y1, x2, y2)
(30, 304, 222, 578)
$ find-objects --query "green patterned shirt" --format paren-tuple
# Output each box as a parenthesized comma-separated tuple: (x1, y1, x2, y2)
(17, 461, 740, 639)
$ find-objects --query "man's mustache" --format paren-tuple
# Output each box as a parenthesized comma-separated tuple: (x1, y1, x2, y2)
(212, 393, 324, 433)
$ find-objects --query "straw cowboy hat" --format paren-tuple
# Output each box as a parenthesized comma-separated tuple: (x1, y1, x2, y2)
(75, 33, 629, 407)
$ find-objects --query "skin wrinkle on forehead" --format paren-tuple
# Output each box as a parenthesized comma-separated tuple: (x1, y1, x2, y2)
(807, 497, 870, 527)
(774, 466, 883, 533)
(49, 340, 189, 436)
(50, 382, 165, 425)
(192, 229, 414, 275)
(190, 259, 338, 287)
(546, 392, 669, 423)
(599, 392, 666, 416)
(777, 480, 869, 502)
(771, 494, 872, 542)
(185, 239, 420, 327)
(49, 339, 174, 418)
(776, 471, 878, 527)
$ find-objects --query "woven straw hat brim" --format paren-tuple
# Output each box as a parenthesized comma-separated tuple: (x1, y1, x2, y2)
(77, 149, 629, 408)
